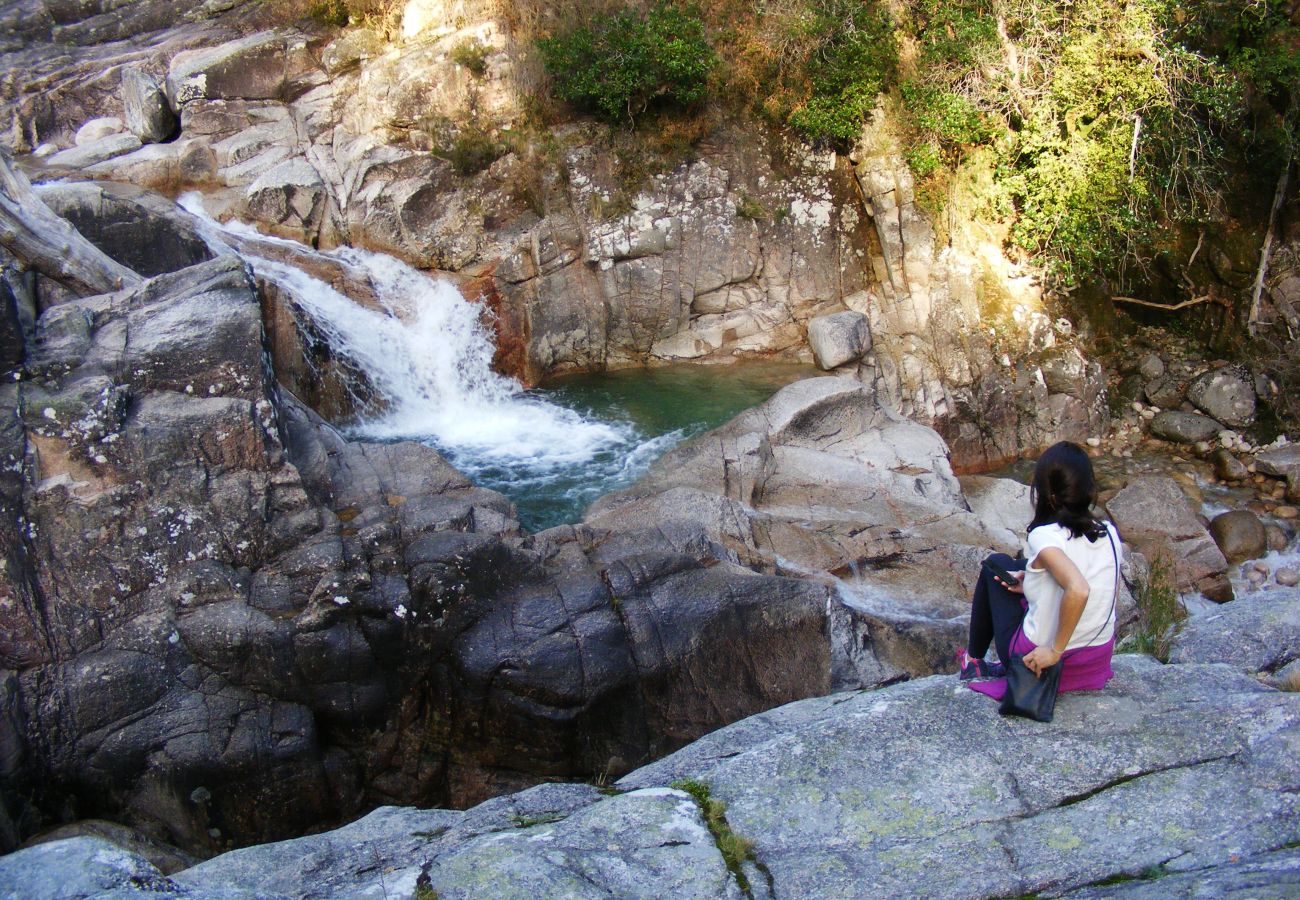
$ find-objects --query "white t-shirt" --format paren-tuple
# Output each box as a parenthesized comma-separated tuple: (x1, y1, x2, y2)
(1021, 521, 1121, 651)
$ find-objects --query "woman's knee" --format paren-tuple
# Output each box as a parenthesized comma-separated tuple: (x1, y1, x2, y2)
(983, 552, 1022, 571)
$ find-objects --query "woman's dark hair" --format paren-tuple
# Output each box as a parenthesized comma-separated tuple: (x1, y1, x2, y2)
(1028, 441, 1107, 541)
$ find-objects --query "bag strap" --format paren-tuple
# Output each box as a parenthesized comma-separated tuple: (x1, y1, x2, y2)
(1073, 524, 1120, 650)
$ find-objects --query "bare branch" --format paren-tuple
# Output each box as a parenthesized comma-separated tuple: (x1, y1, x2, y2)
(0, 148, 142, 297)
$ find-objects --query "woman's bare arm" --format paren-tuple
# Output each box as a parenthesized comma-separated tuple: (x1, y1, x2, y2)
(1022, 546, 1089, 676)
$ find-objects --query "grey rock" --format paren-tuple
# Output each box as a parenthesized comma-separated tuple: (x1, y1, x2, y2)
(1136, 351, 1165, 381)
(1208, 510, 1267, 565)
(619, 659, 1300, 898)
(1169, 588, 1300, 673)
(36, 181, 222, 277)
(0, 836, 181, 899)
(167, 32, 319, 107)
(1143, 376, 1185, 409)
(1187, 365, 1255, 428)
(807, 310, 872, 370)
(1106, 476, 1231, 600)
(46, 132, 142, 168)
(121, 68, 176, 143)
(1255, 444, 1300, 501)
(1063, 846, 1300, 898)
(1278, 567, 1300, 587)
(245, 158, 326, 233)
(1040, 346, 1088, 396)
(1149, 410, 1222, 444)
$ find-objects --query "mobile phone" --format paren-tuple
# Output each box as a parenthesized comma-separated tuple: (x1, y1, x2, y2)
(982, 559, 1020, 584)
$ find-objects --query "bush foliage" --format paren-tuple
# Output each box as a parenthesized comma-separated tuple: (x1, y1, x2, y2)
(536, 2, 715, 125)
(533, 0, 1296, 288)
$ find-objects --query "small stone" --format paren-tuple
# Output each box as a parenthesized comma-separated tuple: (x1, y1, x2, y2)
(1210, 510, 1269, 564)
(1266, 524, 1289, 552)
(1247, 569, 1267, 585)
(1278, 568, 1300, 587)
(1211, 448, 1250, 482)
(1137, 352, 1165, 381)
(1086, 436, 1101, 447)
(1276, 506, 1299, 519)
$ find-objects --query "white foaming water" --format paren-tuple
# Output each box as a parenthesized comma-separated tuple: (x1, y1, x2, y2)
(176, 194, 668, 522)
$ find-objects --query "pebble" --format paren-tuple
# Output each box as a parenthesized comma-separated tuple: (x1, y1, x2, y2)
(1248, 569, 1267, 585)
(1278, 568, 1300, 587)
(1254, 561, 1272, 575)
(1277, 506, 1299, 520)
(1086, 437, 1101, 447)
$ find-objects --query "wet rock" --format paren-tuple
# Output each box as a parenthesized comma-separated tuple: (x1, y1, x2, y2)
(1211, 447, 1250, 482)
(1278, 568, 1300, 587)
(1106, 476, 1231, 600)
(1208, 510, 1267, 564)
(121, 68, 177, 143)
(1186, 364, 1255, 428)
(806, 310, 871, 370)
(1255, 444, 1300, 501)
(1149, 410, 1222, 444)
(1169, 588, 1300, 673)
(1267, 524, 1290, 552)
(245, 158, 326, 235)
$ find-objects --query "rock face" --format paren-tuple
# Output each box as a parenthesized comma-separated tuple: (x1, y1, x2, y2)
(588, 377, 1134, 684)
(0, 9, 1110, 474)
(0, 251, 856, 854)
(1169, 588, 1300, 675)
(1105, 476, 1231, 601)
(8, 657, 1299, 899)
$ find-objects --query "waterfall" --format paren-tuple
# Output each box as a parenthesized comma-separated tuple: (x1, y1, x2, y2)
(176, 194, 660, 523)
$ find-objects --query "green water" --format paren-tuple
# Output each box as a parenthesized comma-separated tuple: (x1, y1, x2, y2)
(467, 362, 817, 532)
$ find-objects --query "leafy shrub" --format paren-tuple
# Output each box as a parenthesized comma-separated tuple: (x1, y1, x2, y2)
(450, 38, 490, 77)
(537, 2, 715, 125)
(434, 124, 507, 176)
(1119, 554, 1185, 662)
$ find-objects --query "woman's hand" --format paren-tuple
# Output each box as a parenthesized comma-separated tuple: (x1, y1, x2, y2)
(1022, 645, 1062, 677)
(995, 570, 1025, 594)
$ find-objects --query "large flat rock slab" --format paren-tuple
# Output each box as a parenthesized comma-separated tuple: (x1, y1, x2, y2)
(1168, 587, 1300, 674)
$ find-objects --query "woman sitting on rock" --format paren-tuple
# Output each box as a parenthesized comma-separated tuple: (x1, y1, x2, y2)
(958, 440, 1121, 701)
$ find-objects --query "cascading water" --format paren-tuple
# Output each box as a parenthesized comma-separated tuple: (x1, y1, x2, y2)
(177, 193, 687, 529)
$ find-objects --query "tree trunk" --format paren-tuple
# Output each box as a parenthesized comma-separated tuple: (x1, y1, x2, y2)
(0, 149, 143, 297)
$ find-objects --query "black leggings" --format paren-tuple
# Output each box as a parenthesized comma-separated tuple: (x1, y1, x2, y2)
(967, 553, 1028, 665)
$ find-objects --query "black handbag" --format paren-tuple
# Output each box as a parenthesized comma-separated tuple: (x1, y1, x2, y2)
(999, 527, 1119, 723)
(999, 653, 1062, 721)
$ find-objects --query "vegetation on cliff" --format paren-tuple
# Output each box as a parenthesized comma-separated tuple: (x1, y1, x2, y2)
(533, 0, 1296, 294)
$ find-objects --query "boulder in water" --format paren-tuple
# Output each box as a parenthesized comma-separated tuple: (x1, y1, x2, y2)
(1209, 509, 1267, 564)
(1105, 476, 1231, 601)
